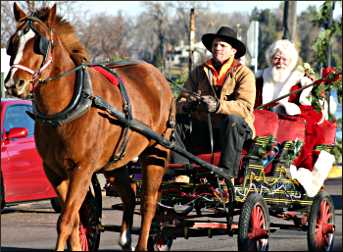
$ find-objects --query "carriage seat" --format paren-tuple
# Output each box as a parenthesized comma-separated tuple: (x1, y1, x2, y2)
(276, 114, 306, 143)
(169, 110, 308, 180)
(193, 110, 279, 167)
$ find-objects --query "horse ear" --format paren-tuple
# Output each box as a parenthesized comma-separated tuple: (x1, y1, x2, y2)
(13, 2, 26, 22)
(48, 4, 57, 27)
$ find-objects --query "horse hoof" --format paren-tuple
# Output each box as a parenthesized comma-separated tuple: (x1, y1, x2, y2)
(119, 242, 134, 251)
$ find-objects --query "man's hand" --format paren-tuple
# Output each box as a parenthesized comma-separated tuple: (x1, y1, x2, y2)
(200, 95, 219, 113)
(182, 99, 198, 113)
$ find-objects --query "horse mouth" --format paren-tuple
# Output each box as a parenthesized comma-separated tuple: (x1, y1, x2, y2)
(5, 79, 32, 98)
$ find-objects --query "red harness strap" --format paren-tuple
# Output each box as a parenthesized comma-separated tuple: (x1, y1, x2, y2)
(93, 66, 119, 86)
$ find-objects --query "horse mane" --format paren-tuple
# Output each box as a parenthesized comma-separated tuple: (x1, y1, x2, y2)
(32, 7, 90, 65)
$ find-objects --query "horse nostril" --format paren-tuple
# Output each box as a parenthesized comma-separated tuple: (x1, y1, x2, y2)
(18, 79, 25, 87)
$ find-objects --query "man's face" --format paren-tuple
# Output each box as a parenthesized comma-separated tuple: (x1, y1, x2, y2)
(271, 50, 289, 69)
(211, 38, 237, 64)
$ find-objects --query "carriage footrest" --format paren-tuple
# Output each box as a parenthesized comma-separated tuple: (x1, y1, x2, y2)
(192, 222, 228, 229)
(190, 222, 238, 231)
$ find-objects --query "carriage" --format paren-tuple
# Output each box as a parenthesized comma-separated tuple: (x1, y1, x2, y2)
(5, 3, 339, 251)
(103, 105, 337, 251)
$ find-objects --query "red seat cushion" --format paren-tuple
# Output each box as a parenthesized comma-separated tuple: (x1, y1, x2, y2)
(196, 152, 221, 166)
(276, 114, 306, 143)
(253, 110, 279, 138)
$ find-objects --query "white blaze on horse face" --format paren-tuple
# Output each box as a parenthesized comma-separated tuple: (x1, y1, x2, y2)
(7, 29, 36, 83)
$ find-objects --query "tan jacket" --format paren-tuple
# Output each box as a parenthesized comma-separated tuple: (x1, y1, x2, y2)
(177, 59, 256, 137)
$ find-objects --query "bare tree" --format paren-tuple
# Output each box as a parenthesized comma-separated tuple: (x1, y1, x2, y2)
(168, 1, 210, 45)
(78, 12, 132, 62)
(1, 1, 15, 48)
(132, 2, 171, 70)
(1, 1, 80, 47)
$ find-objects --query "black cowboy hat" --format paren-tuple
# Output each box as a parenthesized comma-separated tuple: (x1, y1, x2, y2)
(201, 26, 246, 59)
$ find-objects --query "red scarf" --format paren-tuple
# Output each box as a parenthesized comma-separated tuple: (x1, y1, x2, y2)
(204, 57, 234, 86)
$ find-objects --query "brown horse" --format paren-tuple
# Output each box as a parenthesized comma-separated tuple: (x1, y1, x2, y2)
(5, 3, 175, 251)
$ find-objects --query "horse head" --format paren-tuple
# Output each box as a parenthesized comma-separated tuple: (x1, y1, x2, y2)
(5, 3, 88, 100)
(5, 3, 57, 98)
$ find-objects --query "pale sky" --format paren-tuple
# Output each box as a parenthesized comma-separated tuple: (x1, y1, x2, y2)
(77, 1, 341, 17)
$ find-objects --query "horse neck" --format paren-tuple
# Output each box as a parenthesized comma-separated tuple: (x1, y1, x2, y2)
(35, 42, 78, 115)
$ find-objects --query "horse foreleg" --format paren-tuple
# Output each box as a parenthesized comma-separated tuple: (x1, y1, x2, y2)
(43, 164, 69, 209)
(136, 149, 166, 251)
(106, 168, 136, 251)
(56, 166, 92, 251)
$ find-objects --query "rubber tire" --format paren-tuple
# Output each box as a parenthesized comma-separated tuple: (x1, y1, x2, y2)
(238, 192, 270, 251)
(50, 197, 62, 213)
(307, 191, 335, 252)
(78, 174, 102, 251)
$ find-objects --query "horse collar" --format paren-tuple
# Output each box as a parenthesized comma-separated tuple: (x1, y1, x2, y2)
(29, 67, 93, 127)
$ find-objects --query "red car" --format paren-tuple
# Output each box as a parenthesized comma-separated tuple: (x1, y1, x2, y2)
(1, 98, 60, 212)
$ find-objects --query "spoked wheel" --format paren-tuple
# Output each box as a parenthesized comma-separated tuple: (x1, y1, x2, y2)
(238, 192, 270, 251)
(307, 191, 335, 252)
(78, 174, 103, 251)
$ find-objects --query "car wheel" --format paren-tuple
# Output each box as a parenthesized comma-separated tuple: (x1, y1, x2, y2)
(50, 197, 62, 213)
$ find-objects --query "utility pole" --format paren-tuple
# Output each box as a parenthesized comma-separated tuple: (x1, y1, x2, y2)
(325, 1, 335, 114)
(282, 0, 297, 42)
(288, 1, 297, 42)
(189, 8, 195, 75)
(326, 1, 335, 67)
(282, 0, 289, 40)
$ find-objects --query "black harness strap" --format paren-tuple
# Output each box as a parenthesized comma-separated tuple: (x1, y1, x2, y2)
(92, 64, 132, 162)
(28, 66, 93, 127)
(29, 61, 133, 162)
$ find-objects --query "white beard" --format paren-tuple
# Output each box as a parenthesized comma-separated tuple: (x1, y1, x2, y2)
(262, 66, 304, 105)
(271, 66, 292, 83)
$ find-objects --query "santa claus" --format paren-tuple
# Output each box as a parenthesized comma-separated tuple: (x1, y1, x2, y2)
(255, 39, 337, 197)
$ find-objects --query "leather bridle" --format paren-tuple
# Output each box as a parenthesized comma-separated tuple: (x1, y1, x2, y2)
(9, 16, 53, 90)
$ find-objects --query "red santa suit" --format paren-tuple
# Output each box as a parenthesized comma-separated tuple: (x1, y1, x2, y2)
(255, 67, 337, 197)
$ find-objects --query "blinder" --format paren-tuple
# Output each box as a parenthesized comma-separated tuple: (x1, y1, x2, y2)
(6, 19, 50, 57)
(6, 34, 17, 56)
(28, 18, 51, 56)
(34, 34, 49, 55)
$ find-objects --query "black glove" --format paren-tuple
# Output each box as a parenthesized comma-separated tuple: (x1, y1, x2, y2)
(182, 99, 198, 113)
(200, 95, 219, 113)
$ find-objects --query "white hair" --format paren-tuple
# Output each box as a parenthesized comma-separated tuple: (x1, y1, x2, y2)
(265, 40, 299, 70)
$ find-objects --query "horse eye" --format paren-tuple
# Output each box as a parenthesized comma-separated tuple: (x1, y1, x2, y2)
(23, 26, 30, 34)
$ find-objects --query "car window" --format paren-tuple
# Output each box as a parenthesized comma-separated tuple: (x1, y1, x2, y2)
(3, 104, 34, 137)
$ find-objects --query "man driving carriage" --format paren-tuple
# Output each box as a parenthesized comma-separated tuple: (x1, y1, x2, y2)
(255, 39, 337, 197)
(173, 26, 256, 185)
